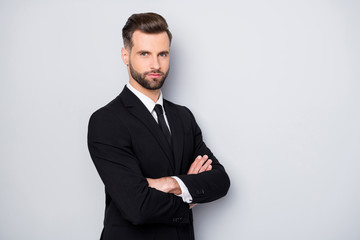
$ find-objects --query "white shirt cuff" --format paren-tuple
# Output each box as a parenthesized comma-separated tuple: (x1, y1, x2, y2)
(171, 176, 193, 203)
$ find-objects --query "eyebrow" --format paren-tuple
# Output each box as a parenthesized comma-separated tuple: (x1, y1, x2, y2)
(158, 51, 170, 55)
(136, 50, 170, 54)
(136, 50, 150, 54)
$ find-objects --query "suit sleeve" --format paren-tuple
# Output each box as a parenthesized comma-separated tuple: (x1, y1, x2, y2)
(177, 108, 231, 203)
(87, 108, 190, 226)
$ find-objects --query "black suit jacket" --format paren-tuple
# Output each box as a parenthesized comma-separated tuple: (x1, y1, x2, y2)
(88, 86, 230, 240)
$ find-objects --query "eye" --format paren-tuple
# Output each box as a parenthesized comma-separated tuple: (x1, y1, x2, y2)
(159, 52, 168, 57)
(140, 52, 148, 56)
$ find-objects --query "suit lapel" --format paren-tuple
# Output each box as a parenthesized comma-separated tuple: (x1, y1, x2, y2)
(164, 101, 184, 174)
(119, 87, 175, 171)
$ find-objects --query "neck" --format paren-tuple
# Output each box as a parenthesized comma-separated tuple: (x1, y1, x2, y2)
(129, 79, 160, 103)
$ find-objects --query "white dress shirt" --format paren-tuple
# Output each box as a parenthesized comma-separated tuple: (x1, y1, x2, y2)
(126, 83, 193, 203)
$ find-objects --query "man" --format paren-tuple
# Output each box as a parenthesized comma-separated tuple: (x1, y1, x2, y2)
(88, 12, 230, 240)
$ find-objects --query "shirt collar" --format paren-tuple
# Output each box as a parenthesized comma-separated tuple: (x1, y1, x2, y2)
(126, 83, 164, 113)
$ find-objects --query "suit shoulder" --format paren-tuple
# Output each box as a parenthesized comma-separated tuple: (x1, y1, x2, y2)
(88, 97, 132, 142)
(89, 95, 126, 126)
(164, 99, 193, 116)
(164, 100, 198, 130)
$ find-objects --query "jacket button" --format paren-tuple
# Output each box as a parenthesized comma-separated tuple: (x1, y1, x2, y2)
(196, 189, 205, 195)
(173, 217, 183, 223)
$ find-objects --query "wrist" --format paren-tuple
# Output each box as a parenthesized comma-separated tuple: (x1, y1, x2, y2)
(168, 177, 181, 195)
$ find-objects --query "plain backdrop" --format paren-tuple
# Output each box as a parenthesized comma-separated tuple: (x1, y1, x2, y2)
(1, 0, 360, 239)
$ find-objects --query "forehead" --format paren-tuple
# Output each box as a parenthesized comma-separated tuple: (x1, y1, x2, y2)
(131, 30, 170, 51)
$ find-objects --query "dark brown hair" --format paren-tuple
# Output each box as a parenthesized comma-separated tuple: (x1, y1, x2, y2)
(122, 12, 172, 49)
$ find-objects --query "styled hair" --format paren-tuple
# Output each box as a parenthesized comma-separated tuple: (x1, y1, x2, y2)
(122, 12, 172, 49)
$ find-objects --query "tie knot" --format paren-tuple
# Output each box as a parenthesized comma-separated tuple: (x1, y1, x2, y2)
(154, 104, 164, 116)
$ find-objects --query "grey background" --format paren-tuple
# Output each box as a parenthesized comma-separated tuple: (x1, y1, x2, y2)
(1, 0, 360, 239)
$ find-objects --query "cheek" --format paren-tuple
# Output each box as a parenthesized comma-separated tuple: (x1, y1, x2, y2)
(160, 59, 170, 69)
(131, 57, 148, 71)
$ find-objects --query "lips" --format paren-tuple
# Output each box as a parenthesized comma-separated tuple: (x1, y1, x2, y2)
(147, 73, 162, 78)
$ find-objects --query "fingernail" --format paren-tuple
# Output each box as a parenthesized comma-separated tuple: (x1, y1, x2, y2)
(197, 156, 202, 159)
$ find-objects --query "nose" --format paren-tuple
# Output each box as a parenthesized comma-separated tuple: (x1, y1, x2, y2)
(150, 56, 160, 70)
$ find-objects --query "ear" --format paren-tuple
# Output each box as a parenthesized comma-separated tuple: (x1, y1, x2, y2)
(121, 47, 129, 65)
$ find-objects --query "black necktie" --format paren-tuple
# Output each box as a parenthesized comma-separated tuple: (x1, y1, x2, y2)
(154, 104, 172, 144)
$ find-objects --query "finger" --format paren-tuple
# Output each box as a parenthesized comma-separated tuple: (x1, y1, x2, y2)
(189, 203, 197, 209)
(187, 155, 202, 174)
(206, 164, 212, 171)
(193, 155, 208, 173)
(188, 155, 202, 174)
(199, 159, 212, 173)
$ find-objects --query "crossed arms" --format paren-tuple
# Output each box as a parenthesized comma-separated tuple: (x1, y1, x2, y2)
(147, 154, 212, 208)
(88, 107, 230, 225)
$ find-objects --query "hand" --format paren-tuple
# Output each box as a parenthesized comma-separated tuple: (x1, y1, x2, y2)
(189, 203, 197, 209)
(186, 155, 212, 209)
(146, 155, 212, 208)
(187, 155, 212, 175)
(147, 177, 181, 195)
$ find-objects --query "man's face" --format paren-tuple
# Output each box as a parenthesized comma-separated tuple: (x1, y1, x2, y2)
(124, 30, 170, 90)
